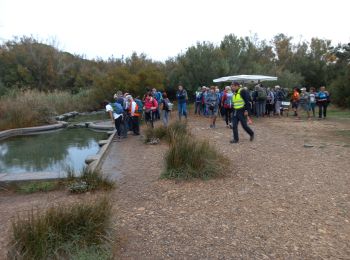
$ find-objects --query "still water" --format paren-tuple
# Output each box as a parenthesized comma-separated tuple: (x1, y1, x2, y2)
(0, 128, 107, 174)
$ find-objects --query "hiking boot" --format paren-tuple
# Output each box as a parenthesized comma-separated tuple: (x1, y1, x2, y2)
(230, 140, 239, 144)
(250, 134, 254, 142)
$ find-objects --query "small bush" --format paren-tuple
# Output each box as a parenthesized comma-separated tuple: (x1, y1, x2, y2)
(144, 121, 188, 144)
(9, 197, 112, 259)
(144, 125, 167, 143)
(67, 167, 115, 193)
(167, 120, 188, 137)
(162, 131, 228, 180)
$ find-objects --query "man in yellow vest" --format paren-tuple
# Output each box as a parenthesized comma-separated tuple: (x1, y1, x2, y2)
(230, 82, 254, 143)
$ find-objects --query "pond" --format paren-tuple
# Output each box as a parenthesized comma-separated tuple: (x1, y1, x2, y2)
(0, 128, 107, 175)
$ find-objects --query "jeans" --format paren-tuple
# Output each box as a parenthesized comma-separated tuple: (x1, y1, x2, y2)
(232, 109, 254, 141)
(195, 102, 201, 115)
(309, 103, 316, 116)
(224, 107, 232, 126)
(275, 101, 282, 115)
(178, 102, 187, 120)
(119, 114, 128, 137)
(162, 110, 169, 126)
(131, 116, 140, 134)
(145, 111, 154, 128)
(318, 103, 328, 118)
(255, 101, 264, 117)
(114, 116, 123, 137)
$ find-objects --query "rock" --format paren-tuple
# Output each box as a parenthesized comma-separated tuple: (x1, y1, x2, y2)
(148, 138, 160, 145)
(55, 115, 66, 121)
(85, 155, 99, 164)
(98, 140, 108, 146)
(71, 111, 79, 116)
(304, 144, 314, 148)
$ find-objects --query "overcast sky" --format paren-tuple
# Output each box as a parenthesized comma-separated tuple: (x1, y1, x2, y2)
(1, 0, 349, 61)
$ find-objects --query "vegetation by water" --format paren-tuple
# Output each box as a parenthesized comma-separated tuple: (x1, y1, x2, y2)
(67, 167, 115, 193)
(0, 36, 349, 130)
(8, 197, 112, 259)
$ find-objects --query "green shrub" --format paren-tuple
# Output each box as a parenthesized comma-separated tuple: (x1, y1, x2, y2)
(9, 197, 112, 259)
(162, 131, 228, 180)
(67, 167, 115, 193)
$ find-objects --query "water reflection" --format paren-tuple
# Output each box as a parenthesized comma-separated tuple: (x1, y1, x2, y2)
(0, 128, 107, 174)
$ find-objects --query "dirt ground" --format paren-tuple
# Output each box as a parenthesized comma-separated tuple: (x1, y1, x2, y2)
(1, 114, 350, 259)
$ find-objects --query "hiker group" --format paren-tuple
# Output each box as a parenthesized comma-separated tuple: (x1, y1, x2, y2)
(194, 83, 331, 122)
(106, 82, 330, 143)
(105, 88, 174, 141)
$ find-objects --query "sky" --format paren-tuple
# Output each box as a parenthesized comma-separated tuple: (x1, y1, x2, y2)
(0, 0, 349, 61)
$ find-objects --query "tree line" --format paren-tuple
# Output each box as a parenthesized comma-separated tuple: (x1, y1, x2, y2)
(0, 34, 349, 108)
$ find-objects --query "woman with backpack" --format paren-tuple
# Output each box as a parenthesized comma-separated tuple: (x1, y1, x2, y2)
(205, 86, 219, 128)
(143, 93, 158, 128)
(266, 87, 275, 116)
(221, 86, 233, 128)
(161, 92, 171, 127)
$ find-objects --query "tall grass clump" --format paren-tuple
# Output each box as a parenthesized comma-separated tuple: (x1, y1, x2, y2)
(0, 89, 92, 130)
(9, 197, 112, 259)
(67, 167, 115, 193)
(144, 125, 168, 143)
(144, 121, 188, 144)
(162, 130, 228, 180)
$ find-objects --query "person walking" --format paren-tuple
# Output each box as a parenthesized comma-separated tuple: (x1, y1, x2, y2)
(298, 87, 311, 119)
(316, 86, 330, 119)
(309, 87, 317, 117)
(274, 85, 284, 117)
(161, 92, 171, 127)
(176, 85, 188, 120)
(221, 86, 233, 128)
(230, 82, 254, 143)
(266, 87, 275, 116)
(126, 95, 140, 135)
(105, 98, 124, 140)
(291, 87, 300, 117)
(194, 87, 202, 115)
(144, 92, 158, 128)
(205, 86, 219, 128)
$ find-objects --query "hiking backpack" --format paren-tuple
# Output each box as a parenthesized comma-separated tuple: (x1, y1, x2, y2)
(134, 99, 144, 113)
(224, 93, 233, 109)
(111, 102, 124, 114)
(257, 89, 267, 101)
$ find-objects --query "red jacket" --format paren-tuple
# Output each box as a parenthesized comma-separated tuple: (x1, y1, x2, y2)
(144, 96, 158, 111)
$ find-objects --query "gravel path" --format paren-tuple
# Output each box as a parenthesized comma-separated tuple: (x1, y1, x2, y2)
(104, 116, 350, 259)
(0, 116, 349, 259)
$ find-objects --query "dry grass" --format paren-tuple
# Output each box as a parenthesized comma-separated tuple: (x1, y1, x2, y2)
(162, 126, 228, 180)
(0, 89, 91, 130)
(8, 197, 112, 259)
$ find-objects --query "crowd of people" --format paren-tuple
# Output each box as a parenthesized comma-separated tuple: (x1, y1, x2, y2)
(104, 87, 173, 141)
(105, 82, 330, 143)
